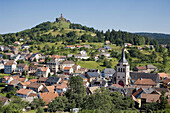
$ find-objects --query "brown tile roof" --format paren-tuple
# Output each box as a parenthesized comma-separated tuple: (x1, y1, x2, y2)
(54, 82, 67, 89)
(4, 60, 16, 66)
(132, 88, 143, 97)
(164, 78, 170, 84)
(18, 63, 27, 67)
(17, 78, 27, 82)
(38, 77, 48, 82)
(8, 79, 20, 85)
(141, 94, 160, 103)
(136, 66, 147, 70)
(158, 73, 169, 78)
(27, 83, 42, 89)
(39, 92, 58, 104)
(20, 81, 31, 86)
(29, 79, 37, 83)
(17, 89, 32, 95)
(134, 78, 156, 86)
(28, 93, 37, 97)
(110, 84, 123, 88)
(63, 61, 75, 64)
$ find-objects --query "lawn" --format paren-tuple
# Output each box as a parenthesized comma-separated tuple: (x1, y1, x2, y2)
(0, 73, 10, 78)
(76, 59, 118, 71)
(76, 61, 106, 71)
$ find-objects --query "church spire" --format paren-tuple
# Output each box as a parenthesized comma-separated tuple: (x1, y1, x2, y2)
(119, 48, 128, 64)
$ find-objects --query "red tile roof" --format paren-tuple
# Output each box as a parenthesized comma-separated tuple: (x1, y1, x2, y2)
(134, 78, 156, 86)
(39, 92, 58, 104)
(141, 94, 160, 103)
(17, 89, 32, 95)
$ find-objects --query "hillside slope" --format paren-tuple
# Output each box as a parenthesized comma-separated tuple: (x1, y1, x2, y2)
(135, 32, 170, 44)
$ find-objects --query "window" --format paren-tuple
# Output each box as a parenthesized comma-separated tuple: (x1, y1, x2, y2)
(118, 76, 120, 78)
(118, 68, 120, 72)
(123, 68, 125, 72)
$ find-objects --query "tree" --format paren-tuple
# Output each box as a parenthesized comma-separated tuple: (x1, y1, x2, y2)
(65, 76, 86, 108)
(31, 98, 45, 109)
(3, 97, 28, 113)
(33, 58, 37, 62)
(82, 87, 114, 113)
(6, 87, 17, 98)
(48, 96, 68, 112)
(37, 106, 44, 113)
(3, 54, 7, 59)
(22, 70, 26, 76)
(103, 59, 112, 68)
(159, 91, 168, 110)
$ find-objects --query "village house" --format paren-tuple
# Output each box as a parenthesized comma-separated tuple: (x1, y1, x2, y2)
(65, 45, 75, 49)
(84, 44, 91, 49)
(91, 77, 108, 87)
(4, 53, 14, 59)
(47, 58, 59, 73)
(98, 48, 106, 52)
(27, 83, 45, 93)
(124, 43, 132, 47)
(17, 63, 29, 72)
(102, 68, 116, 79)
(103, 45, 111, 50)
(17, 81, 31, 89)
(38, 92, 58, 105)
(133, 78, 157, 88)
(45, 76, 61, 86)
(29, 53, 41, 62)
(63, 67, 73, 74)
(21, 44, 30, 49)
(0, 96, 11, 106)
(37, 77, 48, 83)
(61, 60, 75, 70)
(36, 67, 50, 77)
(158, 73, 169, 80)
(76, 45, 83, 49)
(0, 76, 14, 84)
(16, 89, 35, 98)
(100, 52, 110, 58)
(4, 60, 17, 74)
(86, 86, 100, 95)
(85, 71, 101, 82)
(105, 40, 110, 45)
(14, 41, 20, 45)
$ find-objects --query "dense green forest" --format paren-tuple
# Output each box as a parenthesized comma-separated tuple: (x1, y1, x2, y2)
(135, 33, 170, 45)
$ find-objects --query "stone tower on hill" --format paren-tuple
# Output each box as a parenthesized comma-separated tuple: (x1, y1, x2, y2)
(56, 13, 70, 23)
(115, 48, 130, 86)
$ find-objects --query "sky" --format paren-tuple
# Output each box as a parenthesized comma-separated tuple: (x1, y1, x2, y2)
(0, 0, 170, 34)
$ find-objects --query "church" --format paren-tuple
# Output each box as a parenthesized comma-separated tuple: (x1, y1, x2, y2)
(113, 49, 160, 87)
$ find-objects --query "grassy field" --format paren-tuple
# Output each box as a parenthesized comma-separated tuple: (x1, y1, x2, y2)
(76, 58, 118, 71)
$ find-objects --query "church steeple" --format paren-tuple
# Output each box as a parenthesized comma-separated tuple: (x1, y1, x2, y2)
(61, 13, 63, 19)
(119, 48, 128, 65)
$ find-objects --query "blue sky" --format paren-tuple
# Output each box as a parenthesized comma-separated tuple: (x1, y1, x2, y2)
(0, 0, 170, 34)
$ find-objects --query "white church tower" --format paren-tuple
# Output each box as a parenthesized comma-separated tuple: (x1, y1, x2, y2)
(116, 48, 130, 86)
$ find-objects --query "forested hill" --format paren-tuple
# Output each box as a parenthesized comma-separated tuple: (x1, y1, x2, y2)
(135, 32, 170, 45)
(0, 20, 158, 46)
